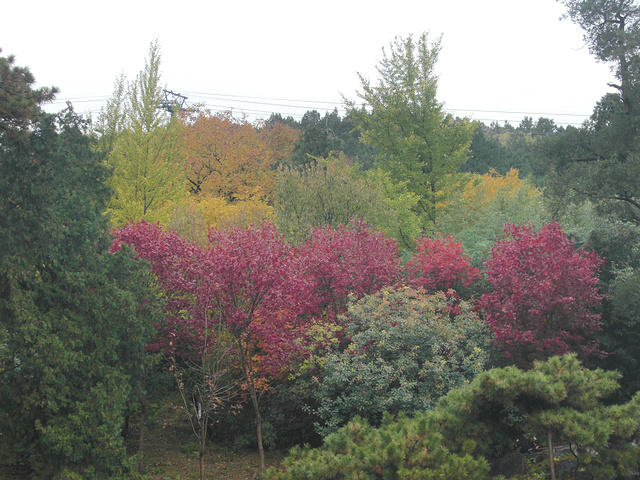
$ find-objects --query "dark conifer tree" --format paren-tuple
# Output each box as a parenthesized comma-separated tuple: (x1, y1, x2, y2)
(0, 51, 159, 478)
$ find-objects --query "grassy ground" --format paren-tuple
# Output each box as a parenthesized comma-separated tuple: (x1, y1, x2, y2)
(0, 420, 286, 480)
(136, 419, 286, 480)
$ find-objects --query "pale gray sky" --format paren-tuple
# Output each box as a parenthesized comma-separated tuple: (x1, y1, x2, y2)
(2, 0, 615, 126)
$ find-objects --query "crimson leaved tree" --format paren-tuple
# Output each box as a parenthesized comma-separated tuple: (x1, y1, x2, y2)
(112, 221, 218, 479)
(207, 223, 317, 473)
(404, 236, 480, 295)
(112, 221, 315, 475)
(111, 220, 207, 354)
(480, 222, 605, 368)
(298, 219, 401, 319)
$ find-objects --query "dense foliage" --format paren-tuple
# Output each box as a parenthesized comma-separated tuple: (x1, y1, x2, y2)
(313, 287, 492, 436)
(0, 55, 160, 478)
(464, 118, 556, 183)
(274, 154, 421, 248)
(268, 412, 491, 480)
(404, 236, 480, 295)
(436, 168, 548, 265)
(436, 354, 640, 479)
(271, 355, 640, 480)
(481, 222, 605, 367)
(6, 3, 640, 476)
(299, 220, 401, 318)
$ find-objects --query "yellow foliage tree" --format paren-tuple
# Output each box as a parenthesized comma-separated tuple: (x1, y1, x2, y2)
(98, 41, 188, 227)
(437, 168, 547, 262)
(460, 168, 539, 220)
(197, 191, 274, 231)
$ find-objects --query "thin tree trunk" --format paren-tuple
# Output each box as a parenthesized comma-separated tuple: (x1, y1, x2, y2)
(138, 363, 147, 474)
(248, 378, 265, 474)
(548, 430, 556, 480)
(122, 414, 130, 437)
(199, 422, 205, 480)
(256, 410, 265, 474)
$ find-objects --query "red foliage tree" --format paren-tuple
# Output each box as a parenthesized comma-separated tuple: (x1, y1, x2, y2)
(112, 221, 314, 364)
(298, 219, 401, 319)
(111, 221, 217, 479)
(112, 221, 316, 474)
(205, 222, 316, 473)
(204, 223, 315, 372)
(480, 222, 606, 367)
(111, 220, 208, 354)
(404, 236, 480, 295)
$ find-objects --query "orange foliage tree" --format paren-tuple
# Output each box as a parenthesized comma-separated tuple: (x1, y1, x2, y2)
(257, 117, 300, 167)
(179, 109, 299, 231)
(180, 109, 298, 202)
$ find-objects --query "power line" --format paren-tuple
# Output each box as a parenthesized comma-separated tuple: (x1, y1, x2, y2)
(183, 90, 592, 120)
(49, 96, 110, 105)
(173, 91, 594, 125)
(180, 91, 342, 105)
(446, 108, 589, 118)
(48, 90, 593, 126)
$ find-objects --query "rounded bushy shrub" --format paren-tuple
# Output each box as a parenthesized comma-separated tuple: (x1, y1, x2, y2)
(313, 286, 494, 436)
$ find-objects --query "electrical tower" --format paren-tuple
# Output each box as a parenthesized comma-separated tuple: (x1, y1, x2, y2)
(159, 90, 188, 117)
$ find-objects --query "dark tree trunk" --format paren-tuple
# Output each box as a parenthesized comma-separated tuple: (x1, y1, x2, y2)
(548, 430, 556, 480)
(249, 378, 265, 474)
(199, 417, 206, 480)
(138, 363, 147, 475)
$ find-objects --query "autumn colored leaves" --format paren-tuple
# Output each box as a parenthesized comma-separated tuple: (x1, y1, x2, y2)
(113, 219, 605, 372)
(112, 213, 606, 476)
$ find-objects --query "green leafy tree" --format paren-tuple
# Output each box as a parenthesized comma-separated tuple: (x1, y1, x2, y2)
(0, 54, 159, 478)
(285, 110, 337, 167)
(98, 40, 188, 226)
(544, 115, 640, 223)
(546, 2, 640, 399)
(271, 355, 640, 480)
(437, 169, 548, 266)
(282, 109, 379, 169)
(93, 72, 127, 155)
(603, 260, 640, 395)
(465, 119, 557, 184)
(561, 206, 640, 401)
(464, 124, 513, 175)
(313, 287, 493, 437)
(274, 154, 421, 249)
(346, 33, 476, 230)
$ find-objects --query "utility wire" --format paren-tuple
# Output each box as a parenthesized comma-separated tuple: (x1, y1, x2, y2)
(180, 91, 342, 105)
(180, 90, 592, 119)
(49, 91, 593, 125)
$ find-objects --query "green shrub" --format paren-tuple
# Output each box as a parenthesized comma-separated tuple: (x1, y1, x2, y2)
(313, 287, 494, 436)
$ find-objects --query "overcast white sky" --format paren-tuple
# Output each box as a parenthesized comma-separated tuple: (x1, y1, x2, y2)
(2, 0, 616, 127)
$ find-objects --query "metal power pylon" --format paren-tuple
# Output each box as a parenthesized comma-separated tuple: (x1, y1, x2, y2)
(159, 90, 188, 117)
